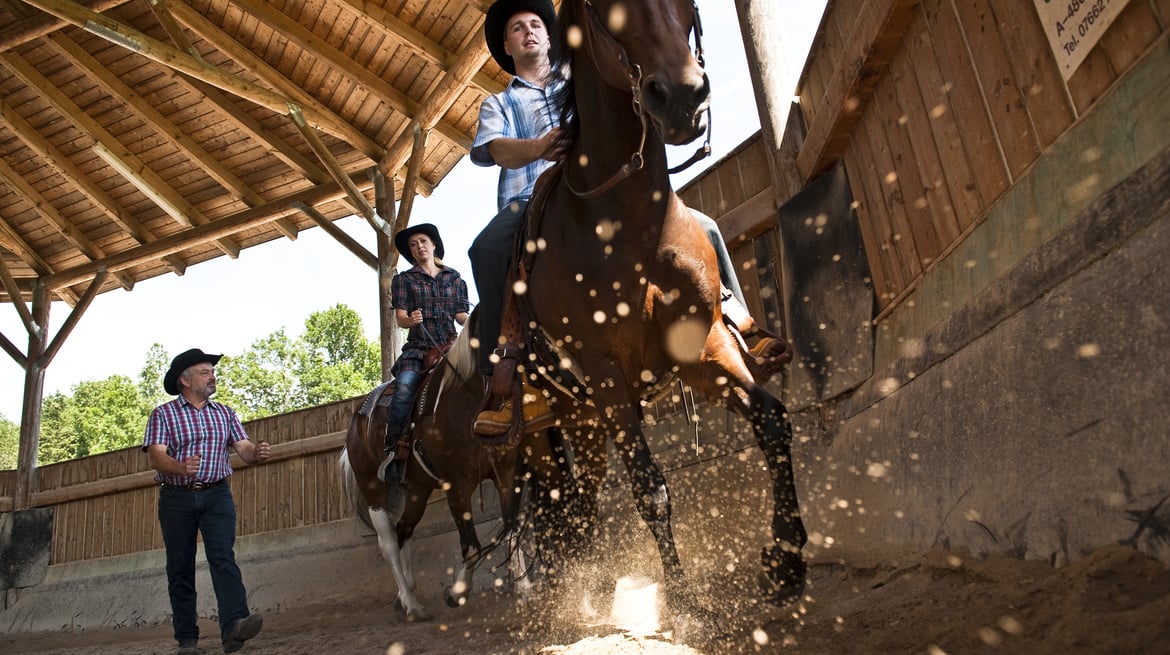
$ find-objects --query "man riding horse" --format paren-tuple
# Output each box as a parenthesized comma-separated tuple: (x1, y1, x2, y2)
(468, 0, 787, 436)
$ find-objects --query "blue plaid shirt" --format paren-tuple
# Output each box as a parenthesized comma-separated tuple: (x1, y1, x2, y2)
(391, 265, 470, 374)
(471, 75, 566, 209)
(142, 396, 248, 485)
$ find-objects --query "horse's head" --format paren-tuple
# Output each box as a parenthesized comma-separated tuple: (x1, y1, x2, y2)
(567, 0, 710, 145)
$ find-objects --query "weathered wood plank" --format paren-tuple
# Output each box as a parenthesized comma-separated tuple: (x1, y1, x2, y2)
(952, 0, 1041, 181)
(859, 102, 923, 284)
(922, 0, 1010, 207)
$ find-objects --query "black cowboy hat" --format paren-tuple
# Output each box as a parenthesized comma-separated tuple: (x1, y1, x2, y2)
(393, 223, 445, 266)
(485, 0, 557, 75)
(164, 348, 222, 395)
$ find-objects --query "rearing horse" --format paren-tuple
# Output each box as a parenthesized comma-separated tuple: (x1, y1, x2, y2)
(507, 0, 807, 606)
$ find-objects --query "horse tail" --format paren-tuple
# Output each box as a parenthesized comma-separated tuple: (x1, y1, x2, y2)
(339, 445, 376, 533)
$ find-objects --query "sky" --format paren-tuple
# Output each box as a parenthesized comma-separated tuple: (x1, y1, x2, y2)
(0, 1, 828, 422)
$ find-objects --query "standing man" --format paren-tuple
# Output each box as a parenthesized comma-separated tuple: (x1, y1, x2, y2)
(143, 348, 269, 655)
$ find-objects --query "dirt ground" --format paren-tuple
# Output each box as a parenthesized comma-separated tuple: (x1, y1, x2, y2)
(4, 544, 1169, 655)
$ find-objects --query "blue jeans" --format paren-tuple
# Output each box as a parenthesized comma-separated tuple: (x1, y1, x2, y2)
(385, 369, 423, 448)
(158, 483, 249, 645)
(469, 200, 528, 376)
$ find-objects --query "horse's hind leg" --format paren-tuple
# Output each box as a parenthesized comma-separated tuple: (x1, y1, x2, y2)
(748, 387, 808, 605)
(372, 486, 432, 621)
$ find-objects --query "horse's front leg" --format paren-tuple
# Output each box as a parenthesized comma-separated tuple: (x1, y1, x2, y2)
(614, 426, 683, 583)
(746, 385, 808, 606)
(444, 484, 484, 608)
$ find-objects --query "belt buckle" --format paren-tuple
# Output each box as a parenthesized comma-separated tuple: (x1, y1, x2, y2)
(190, 481, 207, 491)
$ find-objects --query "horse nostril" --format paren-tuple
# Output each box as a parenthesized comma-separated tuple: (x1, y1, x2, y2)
(642, 76, 672, 112)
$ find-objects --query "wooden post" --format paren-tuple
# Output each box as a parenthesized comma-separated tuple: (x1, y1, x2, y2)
(15, 281, 49, 510)
(372, 170, 399, 382)
(733, 0, 804, 202)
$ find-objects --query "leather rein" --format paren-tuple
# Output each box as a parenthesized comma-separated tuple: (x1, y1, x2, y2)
(564, 0, 712, 199)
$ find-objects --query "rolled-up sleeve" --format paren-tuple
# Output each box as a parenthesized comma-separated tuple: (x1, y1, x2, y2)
(471, 95, 508, 167)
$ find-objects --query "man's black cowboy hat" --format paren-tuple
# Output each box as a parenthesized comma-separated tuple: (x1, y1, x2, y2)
(484, 0, 557, 75)
(164, 348, 222, 395)
(394, 223, 445, 266)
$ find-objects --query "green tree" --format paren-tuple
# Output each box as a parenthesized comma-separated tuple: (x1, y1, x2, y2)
(0, 413, 17, 470)
(38, 376, 152, 463)
(297, 304, 381, 406)
(139, 343, 170, 406)
(213, 329, 306, 421)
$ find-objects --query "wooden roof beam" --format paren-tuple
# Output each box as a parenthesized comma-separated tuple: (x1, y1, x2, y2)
(91, 143, 241, 259)
(335, 0, 503, 96)
(0, 99, 187, 277)
(291, 201, 377, 270)
(393, 124, 429, 235)
(141, 1, 301, 240)
(0, 50, 242, 259)
(0, 163, 136, 291)
(22, 0, 382, 161)
(241, 1, 472, 151)
(47, 32, 301, 242)
(289, 105, 390, 237)
(42, 177, 373, 290)
(0, 218, 81, 305)
(0, 250, 39, 338)
(0, 0, 128, 53)
(158, 0, 385, 160)
(146, 2, 330, 188)
(379, 18, 490, 179)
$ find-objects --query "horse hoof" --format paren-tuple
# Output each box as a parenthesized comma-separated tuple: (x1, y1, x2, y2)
(758, 544, 807, 607)
(444, 586, 468, 608)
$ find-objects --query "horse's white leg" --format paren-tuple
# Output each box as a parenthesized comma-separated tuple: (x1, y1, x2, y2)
(369, 508, 431, 621)
(400, 538, 417, 590)
(447, 556, 474, 607)
(507, 528, 534, 600)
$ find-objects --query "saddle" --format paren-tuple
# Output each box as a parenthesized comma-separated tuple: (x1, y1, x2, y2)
(360, 356, 453, 477)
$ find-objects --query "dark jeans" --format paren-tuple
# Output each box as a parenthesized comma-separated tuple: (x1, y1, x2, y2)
(385, 368, 423, 447)
(469, 200, 528, 376)
(158, 483, 249, 645)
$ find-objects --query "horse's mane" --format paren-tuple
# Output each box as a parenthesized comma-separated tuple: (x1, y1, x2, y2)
(445, 309, 479, 383)
(552, 0, 580, 146)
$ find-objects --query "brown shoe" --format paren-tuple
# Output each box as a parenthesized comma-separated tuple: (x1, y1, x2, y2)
(474, 384, 556, 436)
(747, 336, 792, 380)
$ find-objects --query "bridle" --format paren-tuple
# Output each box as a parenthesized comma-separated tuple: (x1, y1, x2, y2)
(564, 0, 712, 199)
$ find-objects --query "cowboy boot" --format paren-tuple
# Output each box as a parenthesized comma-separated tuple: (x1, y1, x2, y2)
(720, 288, 792, 380)
(377, 421, 405, 483)
(474, 382, 556, 436)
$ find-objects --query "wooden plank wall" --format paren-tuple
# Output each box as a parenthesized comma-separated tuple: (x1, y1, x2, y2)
(20, 397, 357, 565)
(799, 0, 1168, 317)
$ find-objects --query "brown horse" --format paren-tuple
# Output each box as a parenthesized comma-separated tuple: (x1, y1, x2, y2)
(497, 0, 807, 607)
(340, 317, 544, 620)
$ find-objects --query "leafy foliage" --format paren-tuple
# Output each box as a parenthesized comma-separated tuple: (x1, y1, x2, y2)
(0, 414, 17, 470)
(30, 304, 382, 463)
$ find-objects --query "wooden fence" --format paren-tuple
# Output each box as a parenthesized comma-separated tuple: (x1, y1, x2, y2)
(0, 397, 357, 565)
(797, 0, 1166, 323)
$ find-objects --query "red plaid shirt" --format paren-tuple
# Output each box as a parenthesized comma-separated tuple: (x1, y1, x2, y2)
(142, 395, 249, 485)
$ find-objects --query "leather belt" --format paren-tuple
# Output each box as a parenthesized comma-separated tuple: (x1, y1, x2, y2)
(161, 478, 227, 492)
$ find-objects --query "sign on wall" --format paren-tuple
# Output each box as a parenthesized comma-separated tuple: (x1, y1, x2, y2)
(1033, 0, 1133, 80)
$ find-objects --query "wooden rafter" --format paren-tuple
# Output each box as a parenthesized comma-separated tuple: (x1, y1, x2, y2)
(393, 124, 429, 235)
(291, 201, 377, 270)
(42, 176, 373, 291)
(91, 143, 241, 259)
(0, 217, 80, 305)
(289, 104, 385, 235)
(21, 0, 381, 159)
(240, 0, 472, 151)
(0, 99, 188, 276)
(0, 161, 136, 291)
(0, 0, 128, 53)
(0, 50, 243, 258)
(45, 31, 301, 242)
(335, 0, 502, 97)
